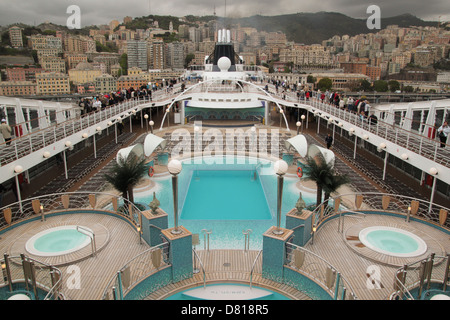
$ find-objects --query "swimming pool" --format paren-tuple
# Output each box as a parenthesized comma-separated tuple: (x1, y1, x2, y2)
(359, 226, 427, 258)
(25, 226, 92, 257)
(181, 169, 271, 220)
(165, 283, 291, 300)
(135, 156, 315, 250)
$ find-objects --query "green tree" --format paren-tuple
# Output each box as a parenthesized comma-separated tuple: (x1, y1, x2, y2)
(303, 155, 350, 207)
(307, 75, 316, 84)
(119, 53, 128, 75)
(317, 78, 332, 91)
(372, 80, 388, 92)
(359, 79, 372, 91)
(303, 156, 334, 207)
(403, 85, 414, 93)
(104, 153, 148, 204)
(184, 53, 195, 68)
(322, 173, 350, 206)
(388, 80, 400, 92)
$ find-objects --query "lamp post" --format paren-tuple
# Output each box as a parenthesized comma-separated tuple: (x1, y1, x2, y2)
(149, 120, 154, 134)
(144, 114, 149, 132)
(301, 114, 306, 131)
(273, 160, 288, 235)
(94, 126, 102, 159)
(296, 121, 301, 135)
(194, 125, 200, 152)
(40, 205, 45, 222)
(168, 159, 182, 235)
(251, 126, 256, 153)
(166, 108, 170, 128)
(349, 128, 357, 159)
(14, 165, 23, 214)
(428, 167, 438, 213)
(63, 141, 72, 179)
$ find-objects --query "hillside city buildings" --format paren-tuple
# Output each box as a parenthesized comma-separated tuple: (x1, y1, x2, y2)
(0, 16, 449, 97)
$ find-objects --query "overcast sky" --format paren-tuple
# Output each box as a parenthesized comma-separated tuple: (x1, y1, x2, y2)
(0, 0, 448, 27)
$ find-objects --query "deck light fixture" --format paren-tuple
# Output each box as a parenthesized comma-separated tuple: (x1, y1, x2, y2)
(168, 159, 182, 235)
(273, 160, 288, 235)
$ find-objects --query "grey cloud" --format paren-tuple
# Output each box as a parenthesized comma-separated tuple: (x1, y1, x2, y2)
(0, 0, 446, 27)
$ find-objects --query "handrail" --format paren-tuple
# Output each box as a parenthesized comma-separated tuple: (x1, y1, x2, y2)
(100, 242, 170, 300)
(285, 241, 358, 300)
(310, 192, 450, 231)
(0, 191, 143, 232)
(192, 249, 206, 289)
(391, 253, 450, 300)
(249, 249, 262, 289)
(2, 254, 64, 300)
(338, 209, 366, 233)
(76, 225, 96, 257)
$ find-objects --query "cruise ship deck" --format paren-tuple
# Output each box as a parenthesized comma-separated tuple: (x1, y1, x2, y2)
(0, 38, 448, 301)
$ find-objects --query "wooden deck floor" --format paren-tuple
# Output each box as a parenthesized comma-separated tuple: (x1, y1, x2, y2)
(302, 213, 450, 300)
(1, 211, 448, 300)
(146, 249, 312, 300)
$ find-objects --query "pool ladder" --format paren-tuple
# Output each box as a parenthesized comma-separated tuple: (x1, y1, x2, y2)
(76, 226, 96, 257)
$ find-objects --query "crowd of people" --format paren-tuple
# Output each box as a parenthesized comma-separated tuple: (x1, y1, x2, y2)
(78, 79, 180, 116)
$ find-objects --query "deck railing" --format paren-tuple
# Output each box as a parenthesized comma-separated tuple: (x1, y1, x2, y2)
(392, 253, 450, 300)
(1, 254, 63, 300)
(100, 242, 170, 300)
(284, 242, 357, 300)
(265, 85, 450, 168)
(0, 191, 143, 232)
(309, 192, 450, 233)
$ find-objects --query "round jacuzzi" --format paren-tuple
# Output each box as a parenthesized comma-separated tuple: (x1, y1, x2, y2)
(25, 226, 93, 257)
(359, 226, 427, 258)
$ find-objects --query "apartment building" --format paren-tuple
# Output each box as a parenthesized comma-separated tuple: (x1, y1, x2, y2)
(8, 26, 23, 48)
(127, 39, 148, 71)
(94, 74, 117, 94)
(6, 67, 43, 82)
(65, 53, 88, 70)
(0, 81, 36, 96)
(148, 40, 165, 70)
(167, 42, 185, 69)
(68, 62, 102, 85)
(40, 56, 66, 73)
(116, 74, 147, 90)
(35, 72, 70, 95)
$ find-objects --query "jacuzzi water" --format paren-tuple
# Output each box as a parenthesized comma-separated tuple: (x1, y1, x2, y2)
(135, 155, 316, 250)
(26, 226, 92, 257)
(359, 226, 427, 258)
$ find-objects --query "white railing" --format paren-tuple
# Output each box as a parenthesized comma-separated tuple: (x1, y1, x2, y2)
(1, 254, 63, 300)
(392, 253, 450, 300)
(285, 242, 357, 300)
(0, 191, 143, 231)
(309, 192, 450, 232)
(265, 85, 450, 168)
(100, 242, 170, 300)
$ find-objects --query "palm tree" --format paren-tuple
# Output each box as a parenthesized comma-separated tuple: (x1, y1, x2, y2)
(104, 153, 148, 204)
(303, 156, 334, 207)
(322, 173, 351, 207)
(303, 156, 350, 208)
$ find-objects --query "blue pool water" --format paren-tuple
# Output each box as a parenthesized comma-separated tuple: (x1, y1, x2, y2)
(26, 226, 91, 256)
(182, 170, 271, 220)
(359, 226, 427, 257)
(365, 230, 419, 254)
(135, 156, 315, 250)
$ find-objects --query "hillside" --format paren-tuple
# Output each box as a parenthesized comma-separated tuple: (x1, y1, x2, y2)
(1, 12, 437, 47)
(223, 12, 437, 44)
